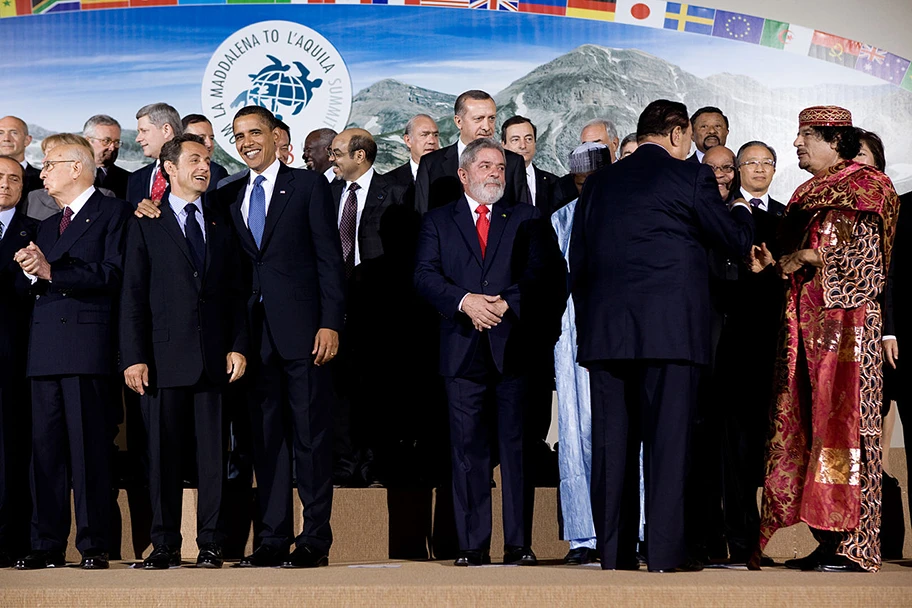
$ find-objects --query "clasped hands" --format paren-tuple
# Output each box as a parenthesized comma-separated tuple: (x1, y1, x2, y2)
(747, 245, 821, 279)
(13, 241, 51, 281)
(462, 293, 509, 332)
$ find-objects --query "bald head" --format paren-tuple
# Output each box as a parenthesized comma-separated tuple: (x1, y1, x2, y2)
(0, 116, 32, 162)
(330, 128, 377, 182)
(702, 145, 737, 200)
(303, 128, 337, 174)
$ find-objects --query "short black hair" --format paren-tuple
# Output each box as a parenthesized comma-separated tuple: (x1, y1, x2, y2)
(637, 100, 690, 142)
(160, 133, 206, 184)
(691, 106, 729, 129)
(737, 140, 777, 166)
(181, 113, 211, 130)
(812, 125, 861, 162)
(275, 120, 291, 139)
(501, 115, 537, 142)
(620, 132, 637, 149)
(855, 128, 886, 172)
(454, 90, 493, 116)
(348, 132, 377, 164)
(233, 106, 277, 131)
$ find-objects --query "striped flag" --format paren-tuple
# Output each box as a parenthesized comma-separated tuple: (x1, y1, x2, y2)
(31, 0, 79, 11)
(81, 0, 130, 8)
(566, 0, 614, 21)
(663, 3, 714, 35)
(469, 0, 518, 9)
(808, 31, 861, 67)
(1, 0, 33, 15)
(759, 20, 814, 56)
(131, 0, 178, 5)
(902, 64, 912, 93)
(178, 0, 227, 4)
(518, 0, 564, 15)
(854, 46, 910, 85)
(417, 0, 468, 7)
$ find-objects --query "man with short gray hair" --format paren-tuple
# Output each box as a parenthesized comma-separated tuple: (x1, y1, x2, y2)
(126, 102, 182, 206)
(83, 114, 130, 200)
(580, 118, 620, 160)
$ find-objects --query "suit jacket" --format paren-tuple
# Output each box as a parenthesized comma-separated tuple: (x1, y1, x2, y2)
(686, 152, 701, 164)
(532, 164, 558, 216)
(119, 193, 248, 388)
(96, 164, 131, 200)
(414, 143, 527, 214)
(0, 209, 38, 381)
(414, 196, 556, 376)
(569, 143, 754, 366)
(208, 161, 229, 194)
(552, 173, 579, 213)
(386, 161, 414, 189)
(330, 171, 408, 264)
(26, 191, 131, 377)
(126, 161, 162, 207)
(218, 163, 346, 360)
(26, 186, 115, 222)
(23, 163, 42, 195)
(884, 191, 908, 338)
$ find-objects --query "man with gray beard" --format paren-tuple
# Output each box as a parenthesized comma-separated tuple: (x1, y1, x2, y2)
(415, 138, 563, 567)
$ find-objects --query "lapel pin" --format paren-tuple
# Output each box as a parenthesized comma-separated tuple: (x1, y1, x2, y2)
(85, 218, 90, 222)
(20, 231, 27, 236)
(502, 213, 507, 218)
(279, 190, 286, 194)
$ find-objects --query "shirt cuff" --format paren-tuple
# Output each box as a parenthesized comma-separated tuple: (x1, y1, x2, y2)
(458, 293, 470, 313)
(23, 270, 37, 284)
(883, 335, 897, 342)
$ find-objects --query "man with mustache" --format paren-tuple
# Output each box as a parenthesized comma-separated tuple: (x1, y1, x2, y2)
(415, 138, 563, 567)
(688, 107, 729, 164)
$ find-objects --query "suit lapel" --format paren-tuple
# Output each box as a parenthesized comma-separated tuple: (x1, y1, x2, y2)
(228, 172, 258, 256)
(330, 179, 344, 217)
(482, 201, 511, 271)
(0, 210, 29, 263)
(259, 166, 293, 253)
(443, 144, 459, 178)
(454, 198, 483, 268)
(48, 192, 104, 258)
(155, 193, 198, 273)
(361, 177, 389, 226)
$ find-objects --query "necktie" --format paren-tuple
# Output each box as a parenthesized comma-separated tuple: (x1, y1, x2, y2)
(59, 206, 73, 235)
(340, 182, 359, 278)
(248, 175, 266, 248)
(750, 198, 763, 209)
(522, 177, 533, 205)
(476, 204, 490, 259)
(151, 166, 167, 201)
(184, 203, 206, 272)
(0, 220, 4, 241)
(95, 167, 107, 188)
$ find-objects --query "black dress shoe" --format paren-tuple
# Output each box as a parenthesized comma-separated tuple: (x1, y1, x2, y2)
(15, 550, 66, 570)
(564, 547, 599, 565)
(814, 554, 866, 573)
(503, 546, 537, 566)
(784, 547, 828, 571)
(196, 544, 223, 569)
(454, 551, 491, 567)
(237, 544, 287, 568)
(144, 545, 181, 570)
(648, 557, 704, 573)
(81, 551, 109, 570)
(282, 544, 329, 569)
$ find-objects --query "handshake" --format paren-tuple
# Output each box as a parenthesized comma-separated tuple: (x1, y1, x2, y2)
(462, 293, 509, 332)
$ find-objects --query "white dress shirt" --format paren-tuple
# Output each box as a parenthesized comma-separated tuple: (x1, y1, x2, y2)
(323, 166, 335, 183)
(695, 149, 705, 163)
(337, 167, 374, 267)
(409, 158, 419, 181)
(240, 158, 281, 226)
(740, 188, 769, 212)
(457, 139, 468, 158)
(525, 164, 537, 205)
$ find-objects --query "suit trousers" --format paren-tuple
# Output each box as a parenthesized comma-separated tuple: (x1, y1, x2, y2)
(443, 335, 531, 552)
(30, 375, 115, 555)
(248, 304, 334, 553)
(142, 383, 226, 549)
(588, 361, 700, 571)
(0, 378, 31, 556)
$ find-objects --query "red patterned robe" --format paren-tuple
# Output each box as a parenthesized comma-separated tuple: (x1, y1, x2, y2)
(757, 161, 900, 572)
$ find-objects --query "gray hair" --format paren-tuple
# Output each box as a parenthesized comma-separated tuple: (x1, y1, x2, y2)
(135, 103, 183, 136)
(736, 140, 777, 166)
(83, 114, 121, 137)
(55, 143, 96, 181)
(459, 137, 505, 171)
(405, 114, 435, 137)
(583, 118, 618, 142)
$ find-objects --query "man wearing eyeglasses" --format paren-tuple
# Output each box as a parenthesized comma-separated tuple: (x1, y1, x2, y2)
(83, 115, 131, 200)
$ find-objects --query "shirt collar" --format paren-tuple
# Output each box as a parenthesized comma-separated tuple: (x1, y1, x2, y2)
(168, 192, 203, 216)
(347, 166, 374, 193)
(0, 206, 16, 231)
(740, 188, 769, 210)
(20, 160, 28, 170)
(695, 149, 705, 163)
(66, 186, 96, 216)
(465, 192, 491, 214)
(323, 166, 336, 182)
(409, 158, 419, 180)
(457, 139, 468, 158)
(250, 158, 281, 185)
(526, 163, 535, 180)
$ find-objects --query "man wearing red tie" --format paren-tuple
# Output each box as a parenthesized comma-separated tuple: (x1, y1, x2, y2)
(414, 138, 563, 566)
(126, 103, 182, 208)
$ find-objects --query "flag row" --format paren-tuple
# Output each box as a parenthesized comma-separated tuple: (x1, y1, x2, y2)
(2, 0, 910, 91)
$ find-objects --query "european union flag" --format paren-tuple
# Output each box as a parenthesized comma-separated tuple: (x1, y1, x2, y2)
(711, 10, 764, 45)
(664, 3, 715, 36)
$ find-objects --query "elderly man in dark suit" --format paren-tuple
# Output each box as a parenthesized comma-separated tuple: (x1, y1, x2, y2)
(120, 134, 249, 570)
(388, 114, 440, 190)
(0, 116, 41, 195)
(0, 157, 38, 567)
(414, 91, 528, 215)
(13, 143, 131, 570)
(218, 106, 346, 569)
(83, 114, 131, 200)
(570, 100, 754, 573)
(415, 138, 563, 567)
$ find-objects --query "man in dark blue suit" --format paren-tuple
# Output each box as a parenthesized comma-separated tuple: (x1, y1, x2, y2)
(120, 134, 249, 570)
(569, 100, 754, 573)
(218, 106, 346, 569)
(13, 144, 131, 570)
(126, 103, 182, 207)
(415, 138, 562, 567)
(0, 157, 38, 567)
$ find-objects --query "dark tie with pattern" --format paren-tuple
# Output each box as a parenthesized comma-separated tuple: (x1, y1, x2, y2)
(184, 203, 205, 271)
(248, 175, 266, 248)
(59, 206, 73, 235)
(0, 219, 4, 241)
(340, 182, 359, 278)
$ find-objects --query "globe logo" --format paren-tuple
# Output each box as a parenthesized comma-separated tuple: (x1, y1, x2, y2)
(230, 55, 324, 121)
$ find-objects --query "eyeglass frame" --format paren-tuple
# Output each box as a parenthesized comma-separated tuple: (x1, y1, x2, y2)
(706, 164, 736, 174)
(88, 136, 122, 148)
(739, 159, 776, 169)
(41, 159, 77, 172)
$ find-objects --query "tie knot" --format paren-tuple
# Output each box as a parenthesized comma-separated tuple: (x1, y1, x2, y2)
(63, 206, 73, 218)
(750, 198, 763, 208)
(184, 202, 199, 217)
(348, 182, 360, 193)
(475, 204, 489, 217)
(253, 175, 265, 188)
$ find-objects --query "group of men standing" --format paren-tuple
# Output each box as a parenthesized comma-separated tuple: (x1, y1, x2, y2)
(0, 87, 901, 575)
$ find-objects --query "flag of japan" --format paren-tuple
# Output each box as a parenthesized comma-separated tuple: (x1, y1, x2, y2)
(615, 0, 666, 28)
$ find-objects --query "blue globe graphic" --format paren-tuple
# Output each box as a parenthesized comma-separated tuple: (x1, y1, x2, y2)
(248, 71, 307, 120)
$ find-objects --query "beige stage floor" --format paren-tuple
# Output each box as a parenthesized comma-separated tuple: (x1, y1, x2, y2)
(2, 559, 912, 607)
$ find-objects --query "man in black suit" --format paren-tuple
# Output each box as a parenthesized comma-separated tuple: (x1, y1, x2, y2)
(126, 103, 182, 207)
(415, 138, 563, 566)
(219, 106, 345, 569)
(501, 116, 558, 216)
(570, 100, 754, 573)
(302, 128, 338, 183)
(13, 143, 131, 570)
(0, 157, 38, 567)
(388, 114, 441, 191)
(0, 116, 41, 195)
(120, 134, 249, 570)
(553, 118, 621, 212)
(415, 90, 528, 215)
(83, 114, 131, 200)
(182, 115, 230, 192)
(687, 106, 729, 164)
